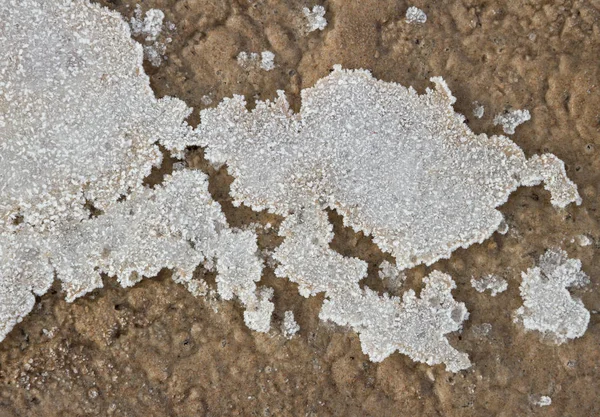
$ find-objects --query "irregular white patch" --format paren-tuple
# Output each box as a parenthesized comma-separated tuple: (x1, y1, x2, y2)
(0, 0, 194, 233)
(573, 234, 592, 247)
(471, 274, 508, 296)
(197, 66, 580, 271)
(196, 66, 580, 370)
(273, 208, 470, 371)
(260, 51, 276, 71)
(131, 6, 164, 42)
(530, 395, 552, 407)
(406, 6, 427, 24)
(0, 0, 269, 342)
(303, 5, 327, 32)
(281, 310, 300, 338)
(130, 6, 167, 67)
(493, 109, 531, 134)
(515, 249, 590, 344)
(472, 102, 485, 119)
(237, 51, 275, 71)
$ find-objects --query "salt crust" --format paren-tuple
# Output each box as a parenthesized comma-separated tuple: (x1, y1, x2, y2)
(197, 66, 581, 370)
(0, 0, 269, 341)
(0, 0, 194, 233)
(406, 6, 427, 24)
(281, 311, 300, 339)
(471, 274, 507, 296)
(515, 249, 590, 344)
(493, 109, 531, 134)
(303, 6, 327, 32)
(197, 66, 580, 271)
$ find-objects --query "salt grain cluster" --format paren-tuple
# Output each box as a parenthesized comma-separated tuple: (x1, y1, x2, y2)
(281, 311, 300, 339)
(515, 249, 590, 344)
(237, 51, 276, 71)
(493, 109, 531, 134)
(130, 6, 171, 67)
(406, 6, 427, 24)
(471, 274, 508, 296)
(303, 5, 327, 32)
(0, 0, 269, 342)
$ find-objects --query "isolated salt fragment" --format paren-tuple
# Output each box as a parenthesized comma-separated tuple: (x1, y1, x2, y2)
(515, 249, 590, 344)
(471, 274, 507, 296)
(406, 6, 427, 24)
(493, 109, 531, 134)
(281, 311, 300, 339)
(472, 101, 485, 118)
(303, 5, 327, 32)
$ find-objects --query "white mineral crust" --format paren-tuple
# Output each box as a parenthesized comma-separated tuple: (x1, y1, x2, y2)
(515, 249, 590, 344)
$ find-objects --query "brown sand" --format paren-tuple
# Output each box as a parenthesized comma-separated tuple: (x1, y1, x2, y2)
(1, 0, 599, 416)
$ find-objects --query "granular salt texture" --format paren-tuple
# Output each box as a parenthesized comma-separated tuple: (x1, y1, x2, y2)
(196, 66, 581, 369)
(0, 1, 268, 341)
(273, 207, 470, 371)
(472, 102, 485, 119)
(378, 260, 406, 291)
(130, 6, 164, 42)
(130, 6, 168, 67)
(281, 311, 300, 339)
(237, 51, 276, 71)
(0, 170, 271, 341)
(0, 0, 194, 232)
(493, 109, 531, 134)
(406, 6, 427, 24)
(320, 271, 471, 372)
(260, 51, 276, 71)
(470, 274, 508, 296)
(303, 5, 327, 32)
(197, 66, 580, 271)
(515, 249, 590, 344)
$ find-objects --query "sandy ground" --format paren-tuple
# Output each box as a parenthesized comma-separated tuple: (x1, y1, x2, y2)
(1, 0, 600, 416)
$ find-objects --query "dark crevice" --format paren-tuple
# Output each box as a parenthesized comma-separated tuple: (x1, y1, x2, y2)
(84, 200, 104, 218)
(142, 144, 179, 189)
(325, 208, 396, 296)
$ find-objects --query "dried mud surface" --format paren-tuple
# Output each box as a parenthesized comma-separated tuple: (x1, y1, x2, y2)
(1, 1, 600, 416)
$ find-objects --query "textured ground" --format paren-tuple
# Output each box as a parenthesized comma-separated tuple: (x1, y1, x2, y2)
(1, 0, 600, 416)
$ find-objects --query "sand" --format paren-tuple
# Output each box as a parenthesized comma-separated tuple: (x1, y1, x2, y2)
(1, 0, 599, 416)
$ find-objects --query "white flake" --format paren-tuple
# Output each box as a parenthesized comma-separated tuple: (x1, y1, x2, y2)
(303, 5, 327, 32)
(530, 395, 552, 407)
(281, 311, 300, 338)
(573, 234, 592, 247)
(406, 6, 427, 24)
(471, 274, 507, 296)
(237, 51, 275, 71)
(260, 51, 276, 71)
(493, 109, 531, 134)
(472, 102, 485, 119)
(515, 249, 590, 344)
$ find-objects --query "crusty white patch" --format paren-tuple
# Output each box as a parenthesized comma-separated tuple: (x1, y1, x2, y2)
(303, 5, 327, 32)
(0, 0, 268, 342)
(493, 109, 531, 134)
(471, 274, 508, 296)
(515, 249, 590, 344)
(406, 6, 427, 24)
